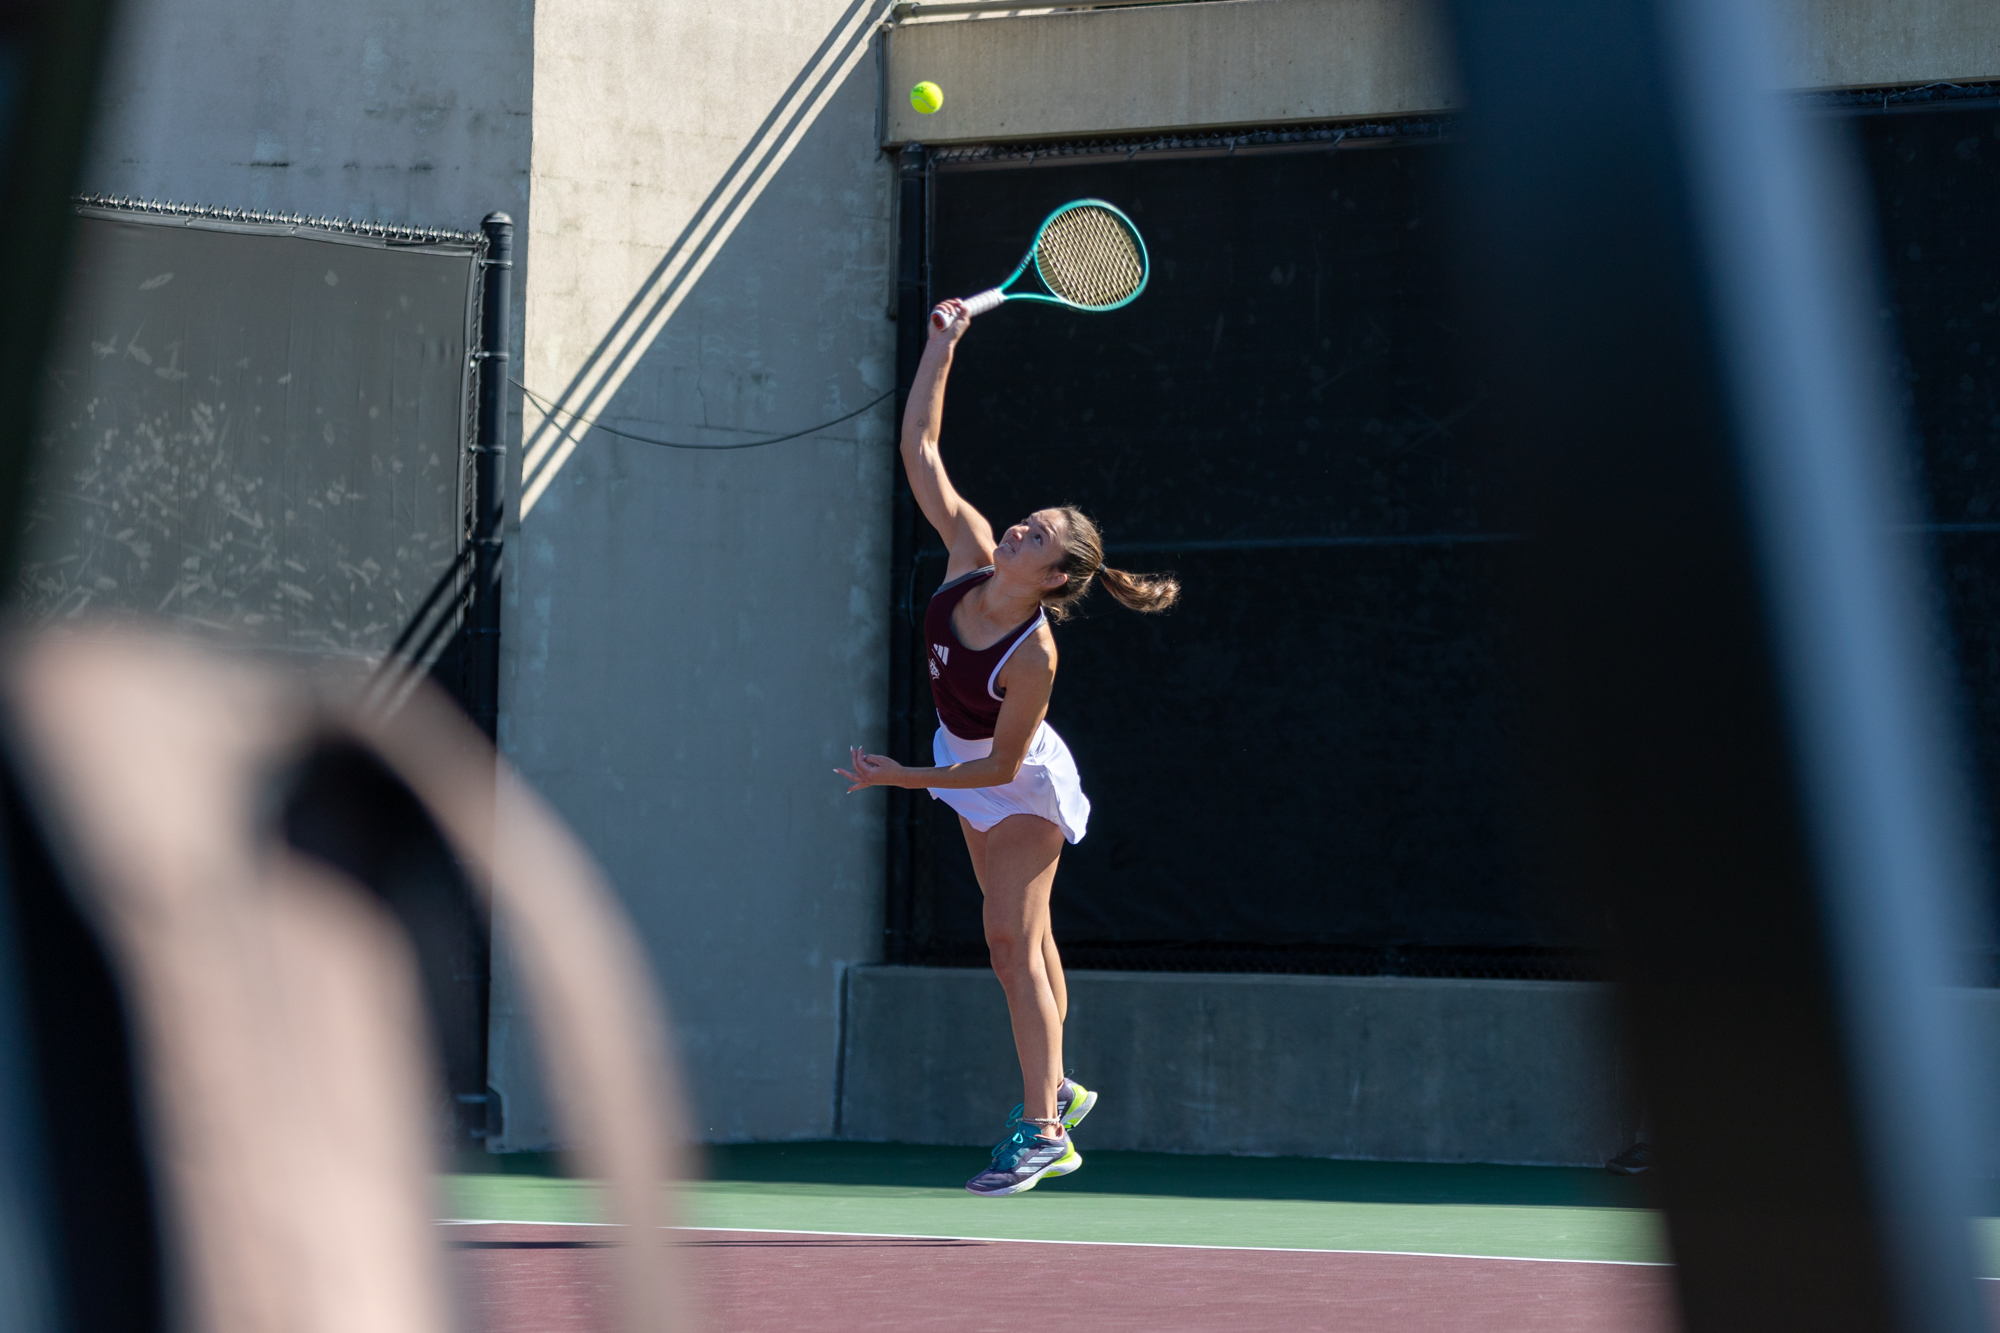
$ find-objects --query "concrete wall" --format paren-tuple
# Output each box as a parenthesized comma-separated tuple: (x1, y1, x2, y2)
(882, 0, 2000, 146)
(844, 967, 2000, 1168)
(1770, 0, 2000, 91)
(842, 967, 1639, 1165)
(884, 0, 1457, 145)
(491, 0, 896, 1147)
(87, 0, 531, 226)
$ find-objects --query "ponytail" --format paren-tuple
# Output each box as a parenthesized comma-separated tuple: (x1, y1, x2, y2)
(1041, 506, 1181, 622)
(1096, 564, 1180, 614)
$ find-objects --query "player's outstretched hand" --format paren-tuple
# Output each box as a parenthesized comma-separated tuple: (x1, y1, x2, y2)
(928, 298, 972, 344)
(837, 746, 908, 793)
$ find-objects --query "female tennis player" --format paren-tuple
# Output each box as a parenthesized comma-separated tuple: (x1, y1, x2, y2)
(836, 298, 1179, 1195)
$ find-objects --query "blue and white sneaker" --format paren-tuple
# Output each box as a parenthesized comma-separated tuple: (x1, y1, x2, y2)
(966, 1125, 1080, 1196)
(997, 1104, 1083, 1178)
(993, 1080, 1098, 1180)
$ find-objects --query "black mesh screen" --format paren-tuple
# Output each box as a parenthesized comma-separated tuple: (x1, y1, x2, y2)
(1860, 104, 2000, 985)
(19, 201, 496, 1138)
(21, 206, 480, 674)
(905, 142, 1563, 974)
(899, 100, 2000, 979)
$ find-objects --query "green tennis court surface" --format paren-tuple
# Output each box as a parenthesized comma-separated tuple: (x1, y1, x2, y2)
(446, 1143, 2000, 1274)
(449, 1144, 1665, 1263)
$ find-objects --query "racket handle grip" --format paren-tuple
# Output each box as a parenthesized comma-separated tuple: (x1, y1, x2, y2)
(930, 289, 1005, 331)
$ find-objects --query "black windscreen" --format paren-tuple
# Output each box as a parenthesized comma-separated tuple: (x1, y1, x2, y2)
(902, 102, 2000, 977)
(21, 210, 478, 667)
(1860, 104, 2000, 897)
(909, 141, 1556, 973)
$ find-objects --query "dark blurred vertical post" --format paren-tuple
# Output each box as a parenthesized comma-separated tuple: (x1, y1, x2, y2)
(1440, 0, 1989, 1329)
(470, 212, 514, 743)
(0, 845, 54, 1333)
(0, 0, 121, 586)
(0, 0, 146, 1329)
(884, 143, 928, 963)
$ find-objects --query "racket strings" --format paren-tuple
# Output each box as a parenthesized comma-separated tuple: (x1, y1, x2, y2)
(1035, 206, 1146, 309)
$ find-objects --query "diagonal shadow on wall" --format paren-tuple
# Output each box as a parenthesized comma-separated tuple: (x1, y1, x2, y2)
(519, 0, 893, 515)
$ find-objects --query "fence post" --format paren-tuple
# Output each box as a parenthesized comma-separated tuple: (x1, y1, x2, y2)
(470, 213, 513, 743)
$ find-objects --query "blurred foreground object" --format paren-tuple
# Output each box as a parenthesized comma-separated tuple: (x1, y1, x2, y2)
(1442, 0, 1992, 1330)
(0, 0, 148, 1321)
(3, 624, 689, 1333)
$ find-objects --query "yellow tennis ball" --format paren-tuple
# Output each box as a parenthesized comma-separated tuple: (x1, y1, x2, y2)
(910, 81, 944, 115)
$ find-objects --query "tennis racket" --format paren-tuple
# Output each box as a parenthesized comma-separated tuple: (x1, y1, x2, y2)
(930, 199, 1149, 332)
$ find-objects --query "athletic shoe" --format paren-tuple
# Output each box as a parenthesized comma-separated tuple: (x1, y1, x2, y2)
(1003, 1078, 1099, 1137)
(998, 1103, 1083, 1177)
(966, 1127, 1080, 1196)
(1058, 1077, 1098, 1130)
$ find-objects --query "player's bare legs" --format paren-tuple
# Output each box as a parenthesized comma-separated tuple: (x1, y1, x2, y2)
(964, 816, 1069, 1024)
(959, 813, 1065, 1127)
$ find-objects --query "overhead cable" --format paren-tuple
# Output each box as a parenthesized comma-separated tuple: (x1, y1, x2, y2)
(514, 380, 893, 452)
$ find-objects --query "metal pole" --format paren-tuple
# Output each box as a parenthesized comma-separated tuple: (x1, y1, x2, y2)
(884, 144, 928, 964)
(470, 213, 513, 744)
(1440, 0, 1991, 1328)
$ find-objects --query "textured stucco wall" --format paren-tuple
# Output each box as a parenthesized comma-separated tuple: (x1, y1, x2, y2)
(490, 0, 895, 1147)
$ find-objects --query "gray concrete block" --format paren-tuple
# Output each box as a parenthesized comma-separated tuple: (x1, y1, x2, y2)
(840, 965, 1639, 1165)
(845, 967, 2000, 1168)
(884, 0, 2000, 149)
(884, 0, 1459, 147)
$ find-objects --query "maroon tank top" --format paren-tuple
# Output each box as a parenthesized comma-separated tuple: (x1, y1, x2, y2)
(925, 567, 1046, 741)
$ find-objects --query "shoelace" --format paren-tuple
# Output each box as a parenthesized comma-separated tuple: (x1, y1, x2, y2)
(989, 1084, 1075, 1169)
(989, 1127, 1034, 1169)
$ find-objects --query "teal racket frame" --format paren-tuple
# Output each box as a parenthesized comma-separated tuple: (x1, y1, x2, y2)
(936, 198, 1150, 328)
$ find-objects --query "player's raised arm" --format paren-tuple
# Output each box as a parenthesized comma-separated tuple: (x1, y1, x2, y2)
(900, 299, 995, 573)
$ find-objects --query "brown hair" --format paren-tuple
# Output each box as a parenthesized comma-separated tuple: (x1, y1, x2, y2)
(1041, 506, 1180, 623)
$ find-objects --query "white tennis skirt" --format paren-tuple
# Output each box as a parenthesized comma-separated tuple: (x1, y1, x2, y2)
(929, 717, 1091, 844)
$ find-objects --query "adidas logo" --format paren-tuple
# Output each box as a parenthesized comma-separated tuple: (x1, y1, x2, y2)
(934, 644, 949, 664)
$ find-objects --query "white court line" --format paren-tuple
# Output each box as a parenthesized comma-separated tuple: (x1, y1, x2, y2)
(438, 1217, 1672, 1267)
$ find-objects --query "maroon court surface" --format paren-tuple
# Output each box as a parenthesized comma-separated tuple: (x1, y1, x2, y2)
(450, 1223, 1687, 1331)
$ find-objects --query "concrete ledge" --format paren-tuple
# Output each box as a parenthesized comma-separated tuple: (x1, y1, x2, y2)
(839, 965, 1636, 1165)
(884, 0, 1459, 146)
(1770, 0, 2000, 91)
(843, 967, 2000, 1168)
(883, 0, 2000, 147)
